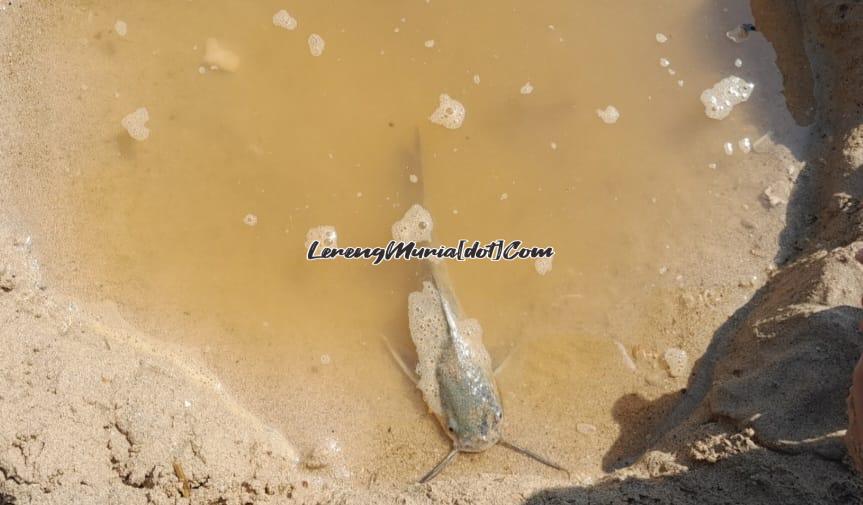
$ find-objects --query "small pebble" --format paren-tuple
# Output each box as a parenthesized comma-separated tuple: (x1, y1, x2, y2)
(662, 348, 688, 378)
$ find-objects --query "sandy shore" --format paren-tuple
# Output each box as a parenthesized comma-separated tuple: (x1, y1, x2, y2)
(4, 0, 863, 503)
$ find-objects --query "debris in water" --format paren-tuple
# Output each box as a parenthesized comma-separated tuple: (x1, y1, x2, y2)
(392, 204, 434, 243)
(305, 225, 338, 249)
(429, 94, 466, 129)
(734, 58, 743, 68)
(272, 10, 298, 30)
(655, 33, 668, 43)
(700, 76, 754, 120)
(659, 57, 670, 68)
(243, 213, 258, 226)
(726, 23, 756, 43)
(739, 137, 752, 153)
(424, 39, 435, 48)
(114, 20, 127, 37)
(308, 33, 326, 57)
(596, 105, 620, 124)
(204, 38, 240, 72)
(520, 82, 534, 95)
(662, 348, 688, 378)
(534, 256, 553, 276)
(120, 107, 150, 141)
(723, 142, 734, 156)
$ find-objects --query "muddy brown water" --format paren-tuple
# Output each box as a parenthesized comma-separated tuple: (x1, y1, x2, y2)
(10, 0, 806, 483)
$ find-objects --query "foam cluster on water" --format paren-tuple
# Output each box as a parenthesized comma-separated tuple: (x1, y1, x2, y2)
(308, 34, 325, 56)
(121, 107, 150, 141)
(429, 94, 465, 129)
(407, 280, 489, 417)
(304, 225, 338, 249)
(392, 204, 433, 243)
(114, 20, 127, 37)
(204, 38, 240, 72)
(596, 105, 620, 124)
(534, 256, 553, 275)
(272, 10, 297, 30)
(700, 76, 754, 120)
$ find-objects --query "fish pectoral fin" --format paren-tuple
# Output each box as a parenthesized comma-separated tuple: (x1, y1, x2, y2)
(500, 440, 570, 478)
(419, 448, 459, 484)
(381, 333, 419, 385)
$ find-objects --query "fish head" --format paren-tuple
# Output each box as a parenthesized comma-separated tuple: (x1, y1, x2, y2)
(440, 383, 504, 452)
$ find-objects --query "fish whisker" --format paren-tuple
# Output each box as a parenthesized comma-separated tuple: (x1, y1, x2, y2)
(499, 440, 570, 478)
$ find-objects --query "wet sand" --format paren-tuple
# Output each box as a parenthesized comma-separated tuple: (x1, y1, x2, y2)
(2, 0, 863, 503)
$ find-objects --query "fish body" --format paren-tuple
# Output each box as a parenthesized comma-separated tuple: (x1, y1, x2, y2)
(429, 264, 503, 452)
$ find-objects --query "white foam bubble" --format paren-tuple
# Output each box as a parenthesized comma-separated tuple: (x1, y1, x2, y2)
(429, 94, 466, 129)
(734, 58, 743, 68)
(392, 204, 433, 243)
(473, 74, 481, 85)
(114, 20, 127, 37)
(243, 213, 258, 226)
(655, 33, 668, 43)
(723, 142, 734, 156)
(204, 38, 240, 72)
(305, 225, 338, 249)
(739, 137, 752, 153)
(700, 76, 754, 120)
(520, 82, 534, 95)
(534, 256, 553, 275)
(121, 107, 150, 141)
(272, 10, 298, 30)
(424, 39, 435, 48)
(596, 105, 620, 124)
(662, 347, 688, 378)
(659, 57, 670, 68)
(308, 33, 326, 56)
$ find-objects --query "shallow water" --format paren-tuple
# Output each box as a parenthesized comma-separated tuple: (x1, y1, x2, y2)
(16, 0, 803, 482)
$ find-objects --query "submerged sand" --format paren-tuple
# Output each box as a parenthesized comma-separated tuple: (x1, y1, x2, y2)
(3, 0, 863, 503)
